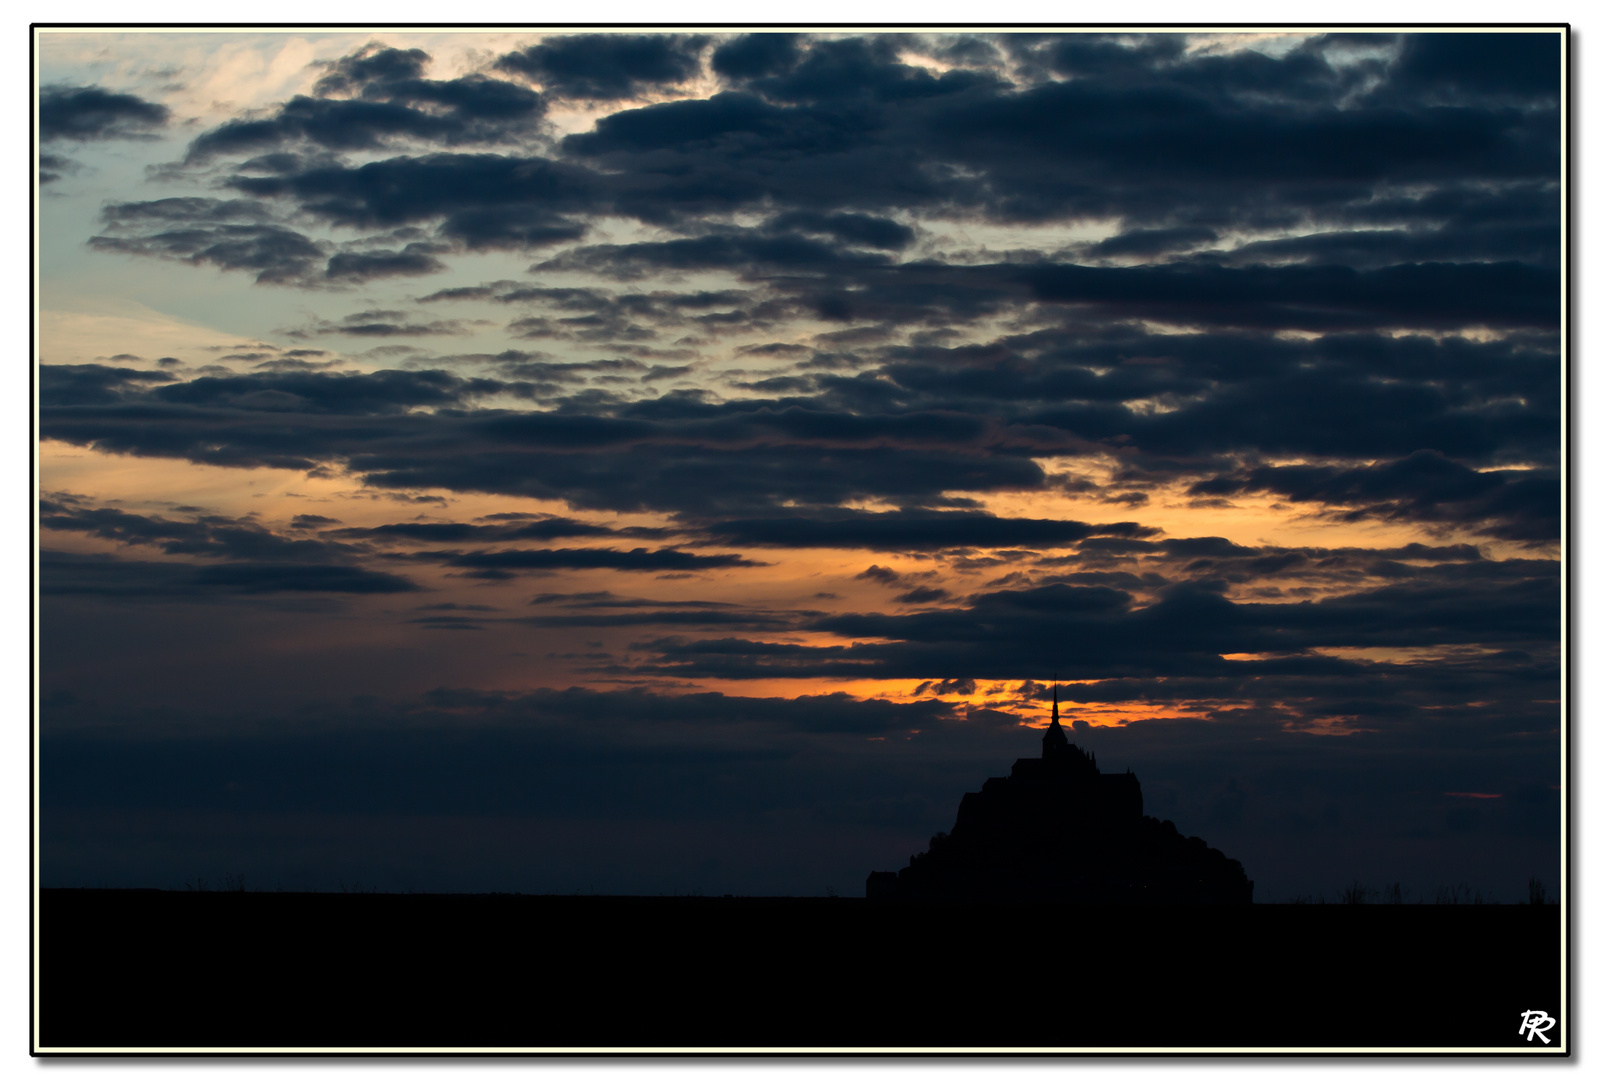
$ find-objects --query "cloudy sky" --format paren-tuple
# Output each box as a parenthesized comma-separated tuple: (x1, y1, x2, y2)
(35, 27, 1564, 901)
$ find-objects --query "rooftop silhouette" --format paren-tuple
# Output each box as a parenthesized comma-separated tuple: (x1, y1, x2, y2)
(869, 686, 1253, 903)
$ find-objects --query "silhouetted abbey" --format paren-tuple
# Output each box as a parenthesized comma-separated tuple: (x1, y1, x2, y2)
(868, 688, 1253, 903)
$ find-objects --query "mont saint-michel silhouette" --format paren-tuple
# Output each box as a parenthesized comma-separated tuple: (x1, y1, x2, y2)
(44, 681, 1566, 1051)
(868, 687, 1254, 904)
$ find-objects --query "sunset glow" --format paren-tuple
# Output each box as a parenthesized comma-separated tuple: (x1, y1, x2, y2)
(37, 27, 1564, 902)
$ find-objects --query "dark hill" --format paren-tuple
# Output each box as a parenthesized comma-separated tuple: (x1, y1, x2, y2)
(868, 689, 1252, 903)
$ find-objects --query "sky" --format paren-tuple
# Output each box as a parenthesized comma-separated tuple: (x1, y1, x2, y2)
(34, 26, 1566, 903)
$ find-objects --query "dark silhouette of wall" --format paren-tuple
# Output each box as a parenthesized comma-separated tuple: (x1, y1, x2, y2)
(870, 691, 1253, 903)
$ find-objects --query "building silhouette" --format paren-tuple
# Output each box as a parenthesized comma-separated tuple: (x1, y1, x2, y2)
(868, 687, 1253, 903)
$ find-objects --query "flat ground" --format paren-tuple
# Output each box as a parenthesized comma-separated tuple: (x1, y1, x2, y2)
(37, 890, 1563, 1053)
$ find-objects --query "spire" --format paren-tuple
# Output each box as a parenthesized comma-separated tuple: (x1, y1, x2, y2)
(1042, 681, 1069, 759)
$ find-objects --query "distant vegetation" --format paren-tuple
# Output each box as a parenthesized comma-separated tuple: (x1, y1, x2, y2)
(175, 871, 1554, 904)
(1282, 877, 1551, 905)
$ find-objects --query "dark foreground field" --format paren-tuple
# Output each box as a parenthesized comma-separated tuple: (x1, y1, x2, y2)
(38, 889, 1563, 1053)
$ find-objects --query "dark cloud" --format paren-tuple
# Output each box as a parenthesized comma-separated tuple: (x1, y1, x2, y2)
(417, 284, 501, 303)
(92, 170, 584, 286)
(43, 367, 1066, 514)
(89, 223, 327, 285)
(557, 89, 786, 159)
(252, 356, 344, 372)
(744, 35, 1002, 105)
(41, 503, 703, 598)
(136, 367, 508, 414)
(1085, 225, 1219, 260)
(527, 590, 737, 608)
(190, 563, 421, 593)
(1006, 32, 1189, 82)
(923, 47, 1556, 223)
(711, 34, 802, 80)
(355, 444, 1046, 517)
(494, 34, 709, 100)
(1213, 225, 1559, 273)
(324, 245, 447, 282)
(40, 500, 364, 563)
(312, 312, 467, 337)
(765, 211, 915, 251)
(517, 604, 804, 630)
(433, 546, 761, 576)
(185, 44, 545, 162)
(534, 229, 896, 279)
(623, 564, 1557, 683)
(706, 511, 1156, 551)
(42, 327, 1556, 529)
(41, 550, 213, 600)
(40, 85, 169, 141)
(549, 32, 1554, 238)
(39, 365, 175, 406)
(78, 33, 1553, 307)
(1378, 32, 1561, 104)
(88, 195, 453, 289)
(416, 283, 771, 350)
(868, 324, 1555, 473)
(330, 517, 671, 544)
(1020, 260, 1557, 332)
(39, 152, 78, 183)
(312, 43, 431, 95)
(227, 153, 597, 244)
(1052, 537, 1508, 596)
(99, 197, 275, 225)
(1190, 452, 1558, 542)
(41, 549, 418, 598)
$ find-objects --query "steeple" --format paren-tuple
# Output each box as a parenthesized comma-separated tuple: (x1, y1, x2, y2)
(1042, 682, 1070, 759)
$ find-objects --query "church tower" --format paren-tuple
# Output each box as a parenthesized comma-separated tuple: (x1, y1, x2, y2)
(1042, 682, 1070, 759)
(868, 680, 1248, 903)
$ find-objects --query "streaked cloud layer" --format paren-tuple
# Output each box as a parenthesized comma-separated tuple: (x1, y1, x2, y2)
(38, 29, 1563, 900)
